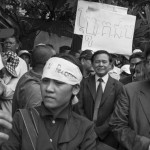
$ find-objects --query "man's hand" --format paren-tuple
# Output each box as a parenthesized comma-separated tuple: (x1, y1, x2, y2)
(0, 110, 12, 145)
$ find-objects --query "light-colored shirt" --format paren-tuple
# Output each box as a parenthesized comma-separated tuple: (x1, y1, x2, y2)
(16, 57, 28, 78)
(109, 66, 120, 80)
(95, 73, 109, 92)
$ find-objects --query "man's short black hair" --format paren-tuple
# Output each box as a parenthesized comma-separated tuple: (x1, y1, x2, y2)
(91, 50, 112, 63)
(129, 52, 144, 62)
(79, 49, 93, 61)
(31, 44, 54, 67)
(59, 46, 71, 53)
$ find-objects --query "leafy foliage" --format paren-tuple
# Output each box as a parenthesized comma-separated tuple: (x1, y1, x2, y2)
(0, 0, 77, 49)
(0, 0, 150, 51)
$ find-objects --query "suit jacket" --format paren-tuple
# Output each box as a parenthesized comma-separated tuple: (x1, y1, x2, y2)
(119, 75, 132, 85)
(109, 80, 150, 150)
(77, 74, 123, 149)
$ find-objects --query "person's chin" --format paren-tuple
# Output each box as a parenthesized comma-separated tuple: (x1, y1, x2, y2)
(43, 100, 57, 109)
(96, 72, 106, 77)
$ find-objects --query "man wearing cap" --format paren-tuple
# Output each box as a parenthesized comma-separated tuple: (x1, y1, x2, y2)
(77, 50, 122, 149)
(2, 54, 97, 150)
(2, 35, 27, 78)
(79, 50, 94, 78)
(18, 50, 31, 70)
(12, 44, 55, 115)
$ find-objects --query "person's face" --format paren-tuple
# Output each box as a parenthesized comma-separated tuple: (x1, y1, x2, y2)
(133, 64, 144, 81)
(130, 58, 142, 75)
(3, 37, 18, 52)
(75, 53, 80, 59)
(92, 53, 111, 77)
(82, 58, 93, 72)
(20, 54, 30, 65)
(40, 78, 79, 109)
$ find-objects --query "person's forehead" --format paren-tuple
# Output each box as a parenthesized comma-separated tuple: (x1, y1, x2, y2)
(130, 57, 142, 64)
(42, 78, 69, 85)
(5, 37, 16, 42)
(94, 53, 109, 60)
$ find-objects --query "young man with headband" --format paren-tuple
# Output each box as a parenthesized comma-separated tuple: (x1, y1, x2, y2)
(1, 54, 97, 150)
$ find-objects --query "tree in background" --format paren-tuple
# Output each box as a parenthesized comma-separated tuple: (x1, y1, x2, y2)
(0, 0, 150, 51)
(0, 0, 77, 50)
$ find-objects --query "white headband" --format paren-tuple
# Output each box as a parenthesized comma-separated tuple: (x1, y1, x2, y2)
(42, 57, 83, 85)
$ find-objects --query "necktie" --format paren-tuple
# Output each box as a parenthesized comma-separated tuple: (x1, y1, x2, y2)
(93, 78, 103, 121)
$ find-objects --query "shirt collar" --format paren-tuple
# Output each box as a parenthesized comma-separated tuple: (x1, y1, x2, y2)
(95, 73, 109, 83)
(38, 102, 69, 120)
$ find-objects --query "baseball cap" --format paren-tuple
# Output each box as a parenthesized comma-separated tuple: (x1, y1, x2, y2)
(132, 49, 142, 54)
(18, 50, 31, 58)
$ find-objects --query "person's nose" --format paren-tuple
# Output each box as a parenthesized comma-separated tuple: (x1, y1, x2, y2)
(46, 80, 54, 92)
(99, 61, 103, 67)
(133, 72, 136, 80)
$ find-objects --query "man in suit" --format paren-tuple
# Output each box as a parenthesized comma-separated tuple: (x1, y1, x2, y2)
(109, 48, 150, 150)
(77, 50, 122, 149)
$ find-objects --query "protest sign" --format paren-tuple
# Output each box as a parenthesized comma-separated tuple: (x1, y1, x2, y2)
(81, 9, 136, 55)
(74, 1, 128, 35)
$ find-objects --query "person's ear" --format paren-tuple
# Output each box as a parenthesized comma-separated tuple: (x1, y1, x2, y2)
(72, 84, 80, 95)
(80, 58, 85, 65)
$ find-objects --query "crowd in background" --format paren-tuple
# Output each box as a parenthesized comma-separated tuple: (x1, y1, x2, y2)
(0, 28, 150, 150)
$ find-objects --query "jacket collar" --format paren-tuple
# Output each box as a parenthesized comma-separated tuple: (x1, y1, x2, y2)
(87, 75, 96, 100)
(37, 103, 69, 120)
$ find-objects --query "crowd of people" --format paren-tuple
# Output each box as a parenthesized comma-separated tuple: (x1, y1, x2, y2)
(0, 28, 150, 150)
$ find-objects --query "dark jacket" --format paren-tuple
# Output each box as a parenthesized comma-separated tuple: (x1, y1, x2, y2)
(119, 75, 132, 85)
(2, 105, 97, 150)
(12, 69, 42, 116)
(110, 80, 150, 150)
(76, 75, 123, 149)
